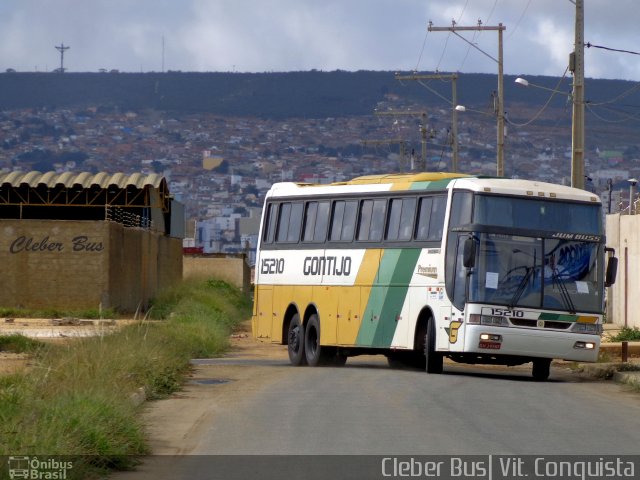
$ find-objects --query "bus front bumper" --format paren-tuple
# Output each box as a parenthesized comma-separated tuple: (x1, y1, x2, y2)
(461, 325, 600, 362)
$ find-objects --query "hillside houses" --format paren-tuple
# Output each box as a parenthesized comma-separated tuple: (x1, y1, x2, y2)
(2, 98, 640, 263)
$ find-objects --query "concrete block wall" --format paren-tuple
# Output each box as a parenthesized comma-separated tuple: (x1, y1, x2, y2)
(183, 254, 250, 294)
(0, 219, 182, 312)
(606, 213, 640, 327)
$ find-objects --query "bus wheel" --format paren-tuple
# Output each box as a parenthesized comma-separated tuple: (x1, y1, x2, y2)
(304, 314, 323, 367)
(424, 319, 443, 374)
(287, 314, 306, 366)
(532, 359, 551, 381)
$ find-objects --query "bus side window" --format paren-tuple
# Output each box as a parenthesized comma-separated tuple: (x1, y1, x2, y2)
(342, 200, 357, 241)
(276, 203, 292, 242)
(428, 196, 446, 240)
(315, 201, 330, 242)
(287, 202, 303, 242)
(386, 199, 402, 240)
(303, 201, 330, 243)
(330, 201, 346, 241)
(303, 202, 319, 242)
(416, 197, 433, 240)
(370, 199, 386, 241)
(275, 202, 303, 243)
(357, 200, 374, 240)
(357, 199, 386, 242)
(387, 197, 416, 241)
(263, 203, 277, 244)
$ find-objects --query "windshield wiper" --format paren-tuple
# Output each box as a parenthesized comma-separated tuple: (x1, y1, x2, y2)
(551, 267, 576, 314)
(509, 266, 534, 308)
(509, 249, 537, 308)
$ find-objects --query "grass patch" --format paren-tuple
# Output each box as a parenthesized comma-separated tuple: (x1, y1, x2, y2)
(609, 327, 640, 342)
(0, 278, 251, 478)
(0, 334, 44, 353)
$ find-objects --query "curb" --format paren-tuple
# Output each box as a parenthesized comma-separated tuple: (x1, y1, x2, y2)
(612, 371, 640, 388)
(599, 341, 640, 357)
(578, 361, 640, 388)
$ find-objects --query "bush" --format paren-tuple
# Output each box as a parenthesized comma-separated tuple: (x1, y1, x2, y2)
(0, 334, 44, 353)
(609, 327, 640, 342)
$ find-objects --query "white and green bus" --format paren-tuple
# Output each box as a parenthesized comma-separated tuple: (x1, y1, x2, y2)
(252, 172, 617, 380)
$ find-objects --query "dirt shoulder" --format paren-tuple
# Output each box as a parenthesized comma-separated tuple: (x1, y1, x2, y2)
(0, 317, 138, 376)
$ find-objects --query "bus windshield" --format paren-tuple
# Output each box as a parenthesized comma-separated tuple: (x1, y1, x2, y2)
(474, 194, 601, 234)
(467, 233, 603, 313)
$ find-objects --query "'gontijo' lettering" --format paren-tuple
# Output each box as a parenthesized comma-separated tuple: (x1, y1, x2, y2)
(303, 256, 351, 276)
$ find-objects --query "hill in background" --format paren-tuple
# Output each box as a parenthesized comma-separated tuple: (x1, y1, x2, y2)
(0, 70, 638, 123)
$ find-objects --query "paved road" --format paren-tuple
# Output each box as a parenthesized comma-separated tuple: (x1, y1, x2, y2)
(113, 349, 640, 479)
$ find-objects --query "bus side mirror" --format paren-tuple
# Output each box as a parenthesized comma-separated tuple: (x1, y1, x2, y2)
(463, 237, 476, 268)
(605, 256, 618, 288)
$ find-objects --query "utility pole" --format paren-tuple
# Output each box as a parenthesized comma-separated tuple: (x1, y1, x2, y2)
(375, 111, 428, 170)
(570, 0, 585, 190)
(54, 43, 69, 73)
(394, 73, 459, 172)
(362, 139, 408, 171)
(428, 21, 505, 177)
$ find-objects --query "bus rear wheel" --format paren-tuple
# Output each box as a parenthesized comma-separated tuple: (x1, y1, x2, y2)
(424, 319, 443, 374)
(304, 314, 326, 367)
(287, 314, 306, 366)
(532, 358, 551, 381)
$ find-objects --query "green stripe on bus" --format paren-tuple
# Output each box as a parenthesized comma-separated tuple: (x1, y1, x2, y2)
(409, 179, 454, 191)
(538, 313, 578, 322)
(356, 249, 421, 347)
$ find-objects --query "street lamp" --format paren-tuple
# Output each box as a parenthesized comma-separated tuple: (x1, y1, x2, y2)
(515, 77, 569, 95)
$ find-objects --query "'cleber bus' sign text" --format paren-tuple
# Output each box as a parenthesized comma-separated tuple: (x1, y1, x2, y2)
(9, 235, 104, 253)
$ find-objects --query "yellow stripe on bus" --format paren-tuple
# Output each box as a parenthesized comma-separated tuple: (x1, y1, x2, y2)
(336, 249, 383, 345)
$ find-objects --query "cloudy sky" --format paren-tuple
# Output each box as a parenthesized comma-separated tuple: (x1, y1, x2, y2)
(1, 0, 638, 80)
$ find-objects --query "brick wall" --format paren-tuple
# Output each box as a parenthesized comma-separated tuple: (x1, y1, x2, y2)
(0, 220, 182, 312)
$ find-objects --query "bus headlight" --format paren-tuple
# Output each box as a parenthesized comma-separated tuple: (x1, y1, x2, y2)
(574, 341, 596, 350)
(572, 323, 602, 335)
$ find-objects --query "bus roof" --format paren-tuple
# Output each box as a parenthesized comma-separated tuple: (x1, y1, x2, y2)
(344, 172, 469, 185)
(266, 172, 601, 204)
(455, 177, 601, 204)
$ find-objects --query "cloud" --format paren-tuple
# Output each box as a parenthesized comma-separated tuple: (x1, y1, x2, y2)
(0, 0, 637, 79)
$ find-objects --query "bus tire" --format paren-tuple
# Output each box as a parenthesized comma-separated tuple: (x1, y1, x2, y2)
(304, 314, 324, 367)
(287, 314, 306, 366)
(424, 319, 443, 374)
(532, 358, 551, 381)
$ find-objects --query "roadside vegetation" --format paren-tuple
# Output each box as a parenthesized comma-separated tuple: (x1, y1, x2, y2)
(608, 326, 640, 342)
(0, 278, 251, 478)
(0, 334, 44, 353)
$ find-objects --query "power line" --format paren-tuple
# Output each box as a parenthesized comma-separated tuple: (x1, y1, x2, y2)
(414, 30, 430, 71)
(485, 0, 499, 24)
(507, 0, 533, 40)
(586, 102, 640, 123)
(586, 42, 640, 56)
(435, 0, 469, 71)
(507, 67, 570, 127)
(586, 81, 640, 106)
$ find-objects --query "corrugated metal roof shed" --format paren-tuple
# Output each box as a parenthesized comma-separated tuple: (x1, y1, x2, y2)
(0, 171, 166, 190)
(0, 171, 180, 236)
